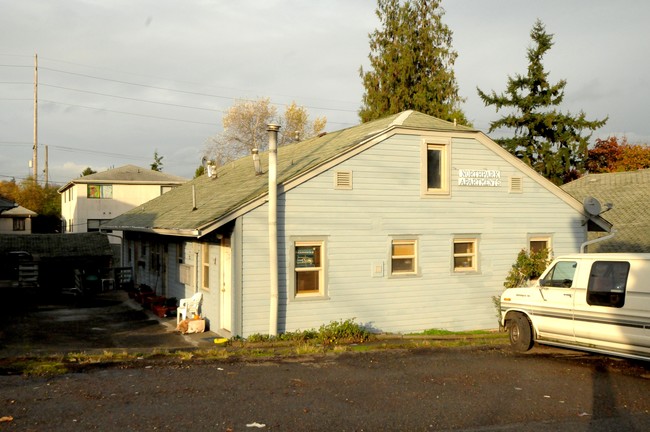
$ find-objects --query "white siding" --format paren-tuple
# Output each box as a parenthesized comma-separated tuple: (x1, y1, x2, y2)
(238, 133, 588, 336)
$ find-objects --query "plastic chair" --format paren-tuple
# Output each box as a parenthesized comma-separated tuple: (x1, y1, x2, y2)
(177, 292, 202, 324)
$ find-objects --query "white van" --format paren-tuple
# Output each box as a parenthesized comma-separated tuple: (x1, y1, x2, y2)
(500, 253, 650, 361)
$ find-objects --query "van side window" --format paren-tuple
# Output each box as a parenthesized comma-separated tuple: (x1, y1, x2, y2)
(540, 261, 576, 288)
(587, 261, 629, 308)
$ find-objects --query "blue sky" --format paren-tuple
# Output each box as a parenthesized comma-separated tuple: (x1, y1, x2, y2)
(1, 0, 647, 184)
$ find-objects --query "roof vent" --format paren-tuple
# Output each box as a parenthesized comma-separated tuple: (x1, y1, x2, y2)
(335, 170, 353, 190)
(509, 176, 523, 193)
(206, 161, 217, 179)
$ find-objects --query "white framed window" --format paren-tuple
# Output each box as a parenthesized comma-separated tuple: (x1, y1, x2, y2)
(453, 238, 478, 272)
(87, 184, 113, 199)
(87, 219, 112, 233)
(293, 240, 326, 298)
(179, 264, 194, 286)
(391, 239, 417, 275)
(529, 236, 552, 254)
(201, 244, 210, 291)
(421, 139, 450, 196)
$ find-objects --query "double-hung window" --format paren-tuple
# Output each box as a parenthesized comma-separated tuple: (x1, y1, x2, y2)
(391, 239, 417, 275)
(294, 240, 325, 297)
(453, 238, 478, 272)
(421, 139, 450, 196)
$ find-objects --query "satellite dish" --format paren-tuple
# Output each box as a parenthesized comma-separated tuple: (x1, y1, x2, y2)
(583, 196, 602, 216)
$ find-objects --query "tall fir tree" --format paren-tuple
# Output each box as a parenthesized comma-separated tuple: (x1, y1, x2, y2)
(359, 0, 467, 124)
(478, 20, 607, 185)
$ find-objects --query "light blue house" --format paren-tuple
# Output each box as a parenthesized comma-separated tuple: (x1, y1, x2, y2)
(105, 111, 611, 337)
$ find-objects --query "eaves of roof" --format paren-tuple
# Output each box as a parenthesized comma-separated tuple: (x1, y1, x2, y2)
(57, 164, 187, 193)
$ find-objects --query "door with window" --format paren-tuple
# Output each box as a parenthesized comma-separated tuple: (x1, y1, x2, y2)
(535, 260, 577, 342)
(573, 260, 633, 348)
(220, 238, 232, 332)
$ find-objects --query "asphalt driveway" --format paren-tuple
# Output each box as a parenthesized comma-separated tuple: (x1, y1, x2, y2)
(0, 288, 218, 357)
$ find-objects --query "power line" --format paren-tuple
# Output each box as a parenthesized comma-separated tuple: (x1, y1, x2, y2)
(41, 83, 224, 113)
(40, 99, 218, 126)
(40, 66, 358, 114)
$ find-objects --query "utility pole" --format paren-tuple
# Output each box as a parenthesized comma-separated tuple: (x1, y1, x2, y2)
(33, 53, 38, 183)
(44, 145, 49, 186)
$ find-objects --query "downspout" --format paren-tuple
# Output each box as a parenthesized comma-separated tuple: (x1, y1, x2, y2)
(580, 229, 617, 253)
(267, 123, 281, 336)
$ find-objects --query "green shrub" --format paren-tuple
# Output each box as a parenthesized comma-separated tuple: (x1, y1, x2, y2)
(316, 318, 370, 345)
(504, 248, 551, 288)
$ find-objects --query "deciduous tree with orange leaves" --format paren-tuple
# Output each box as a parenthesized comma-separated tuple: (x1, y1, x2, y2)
(586, 137, 650, 173)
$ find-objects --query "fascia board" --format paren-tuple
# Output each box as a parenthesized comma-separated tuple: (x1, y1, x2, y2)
(473, 132, 613, 232)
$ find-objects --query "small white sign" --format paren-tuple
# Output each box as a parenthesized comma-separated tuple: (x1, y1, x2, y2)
(458, 169, 501, 187)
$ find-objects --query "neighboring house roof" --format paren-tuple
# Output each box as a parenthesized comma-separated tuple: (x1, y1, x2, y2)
(0, 205, 37, 218)
(0, 196, 17, 213)
(0, 232, 113, 258)
(105, 110, 611, 237)
(57, 164, 188, 193)
(561, 169, 650, 252)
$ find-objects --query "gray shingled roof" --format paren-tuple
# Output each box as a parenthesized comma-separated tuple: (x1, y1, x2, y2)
(0, 205, 37, 217)
(105, 111, 477, 236)
(561, 169, 650, 252)
(0, 232, 113, 258)
(0, 196, 17, 213)
(57, 164, 188, 193)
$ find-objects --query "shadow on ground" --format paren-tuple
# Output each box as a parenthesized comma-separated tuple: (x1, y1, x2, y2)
(0, 288, 219, 356)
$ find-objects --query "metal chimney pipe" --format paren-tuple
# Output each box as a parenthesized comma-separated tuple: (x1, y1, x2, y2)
(267, 123, 280, 336)
(252, 148, 261, 174)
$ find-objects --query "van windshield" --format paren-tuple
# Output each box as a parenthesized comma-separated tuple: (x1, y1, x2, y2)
(540, 261, 577, 288)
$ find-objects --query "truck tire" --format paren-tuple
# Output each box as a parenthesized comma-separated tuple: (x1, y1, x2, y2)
(508, 313, 533, 352)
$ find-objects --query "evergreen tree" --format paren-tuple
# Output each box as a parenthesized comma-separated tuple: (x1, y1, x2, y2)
(151, 150, 164, 172)
(81, 167, 96, 176)
(359, 0, 467, 124)
(478, 20, 607, 185)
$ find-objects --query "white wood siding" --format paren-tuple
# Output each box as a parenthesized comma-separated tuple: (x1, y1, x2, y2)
(239, 134, 588, 336)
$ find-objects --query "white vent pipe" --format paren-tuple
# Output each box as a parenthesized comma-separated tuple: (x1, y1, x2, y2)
(267, 123, 281, 336)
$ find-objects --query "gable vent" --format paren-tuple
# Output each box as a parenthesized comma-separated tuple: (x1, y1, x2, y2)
(509, 176, 523, 193)
(334, 170, 353, 190)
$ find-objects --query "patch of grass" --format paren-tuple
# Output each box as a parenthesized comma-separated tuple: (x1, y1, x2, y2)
(293, 343, 324, 356)
(410, 328, 496, 336)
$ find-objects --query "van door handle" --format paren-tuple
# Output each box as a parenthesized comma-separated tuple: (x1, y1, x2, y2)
(563, 293, 572, 297)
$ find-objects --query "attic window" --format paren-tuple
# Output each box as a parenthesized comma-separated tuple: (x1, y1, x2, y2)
(509, 176, 523, 193)
(334, 170, 353, 190)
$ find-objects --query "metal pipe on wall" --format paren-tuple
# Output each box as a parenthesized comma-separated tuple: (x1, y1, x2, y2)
(267, 123, 281, 336)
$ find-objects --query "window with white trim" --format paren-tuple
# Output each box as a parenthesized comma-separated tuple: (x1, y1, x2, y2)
(87, 184, 113, 199)
(421, 140, 450, 196)
(391, 239, 417, 275)
(294, 241, 325, 297)
(453, 238, 478, 272)
(202, 244, 210, 291)
(87, 219, 112, 233)
(529, 236, 551, 254)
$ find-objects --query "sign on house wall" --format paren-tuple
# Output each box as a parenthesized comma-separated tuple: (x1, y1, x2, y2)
(458, 169, 501, 187)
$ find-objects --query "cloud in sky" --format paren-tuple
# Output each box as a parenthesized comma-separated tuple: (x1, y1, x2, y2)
(1, 0, 648, 185)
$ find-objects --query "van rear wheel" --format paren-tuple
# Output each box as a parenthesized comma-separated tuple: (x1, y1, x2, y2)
(508, 314, 533, 352)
